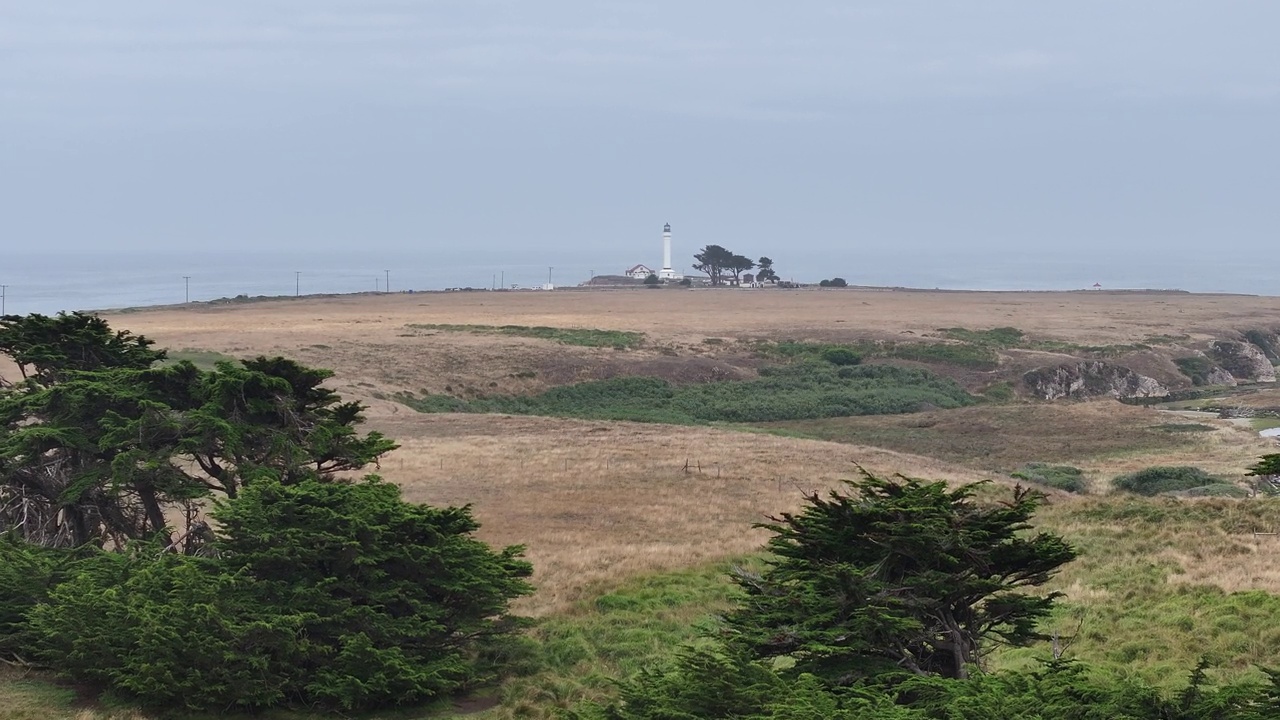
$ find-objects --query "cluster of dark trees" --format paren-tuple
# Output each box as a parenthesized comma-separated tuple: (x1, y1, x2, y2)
(0, 313, 531, 711)
(692, 246, 779, 286)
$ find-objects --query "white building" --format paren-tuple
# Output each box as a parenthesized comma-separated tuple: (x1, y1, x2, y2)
(625, 264, 655, 280)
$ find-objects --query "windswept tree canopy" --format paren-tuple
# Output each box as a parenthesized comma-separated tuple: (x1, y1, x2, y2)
(0, 313, 396, 550)
(693, 244, 735, 286)
(756, 257, 779, 284)
(0, 312, 164, 386)
(726, 254, 756, 286)
(726, 473, 1077, 682)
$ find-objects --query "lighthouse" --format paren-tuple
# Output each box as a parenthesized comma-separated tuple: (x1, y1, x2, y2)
(659, 223, 680, 279)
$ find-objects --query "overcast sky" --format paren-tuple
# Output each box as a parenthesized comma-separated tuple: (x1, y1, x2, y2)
(3, 1, 1278, 265)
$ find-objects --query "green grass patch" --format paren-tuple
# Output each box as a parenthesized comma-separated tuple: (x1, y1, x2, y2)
(1251, 417, 1280, 431)
(756, 339, 999, 370)
(0, 669, 81, 720)
(887, 341, 998, 369)
(160, 348, 237, 370)
(1151, 422, 1216, 433)
(1011, 463, 1087, 493)
(406, 324, 645, 349)
(399, 362, 974, 424)
(1013, 497, 1280, 686)
(980, 381, 1016, 403)
(939, 326, 1025, 347)
(487, 563, 745, 719)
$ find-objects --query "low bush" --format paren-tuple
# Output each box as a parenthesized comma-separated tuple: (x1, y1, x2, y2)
(820, 346, 862, 366)
(1174, 483, 1249, 498)
(1113, 466, 1220, 496)
(1011, 463, 1087, 493)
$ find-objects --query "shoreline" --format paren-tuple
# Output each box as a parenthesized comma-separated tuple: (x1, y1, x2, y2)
(88, 283, 1246, 317)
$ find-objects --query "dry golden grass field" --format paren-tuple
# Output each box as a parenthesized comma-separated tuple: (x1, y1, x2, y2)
(92, 287, 1280, 614)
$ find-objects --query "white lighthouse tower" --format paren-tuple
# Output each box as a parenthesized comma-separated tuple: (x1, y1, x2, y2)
(659, 223, 680, 279)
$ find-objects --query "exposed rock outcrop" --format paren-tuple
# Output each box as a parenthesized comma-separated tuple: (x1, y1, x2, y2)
(1211, 341, 1276, 383)
(1023, 361, 1169, 401)
(1243, 330, 1280, 363)
(1204, 366, 1238, 386)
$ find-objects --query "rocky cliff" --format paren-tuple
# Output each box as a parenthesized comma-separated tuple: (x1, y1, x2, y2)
(1211, 340, 1276, 383)
(1023, 361, 1169, 401)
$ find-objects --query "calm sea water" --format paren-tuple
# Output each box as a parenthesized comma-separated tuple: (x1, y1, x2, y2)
(1, 248, 1273, 317)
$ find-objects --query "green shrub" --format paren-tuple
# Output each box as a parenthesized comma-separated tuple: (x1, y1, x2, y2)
(0, 539, 76, 660)
(1113, 466, 1219, 496)
(26, 477, 533, 712)
(820, 346, 861, 366)
(28, 549, 302, 710)
(1012, 464, 1087, 493)
(1174, 356, 1220, 386)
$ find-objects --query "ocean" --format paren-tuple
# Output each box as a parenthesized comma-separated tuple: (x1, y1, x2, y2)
(1, 248, 1272, 317)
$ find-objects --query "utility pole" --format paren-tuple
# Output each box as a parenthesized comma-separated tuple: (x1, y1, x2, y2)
(375, 277, 380, 293)
(1, 285, 6, 316)
(548, 266, 553, 287)
(384, 269, 390, 293)
(295, 271, 300, 297)
(183, 276, 190, 303)
(500, 271, 504, 289)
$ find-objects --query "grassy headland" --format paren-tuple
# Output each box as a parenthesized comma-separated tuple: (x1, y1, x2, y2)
(8, 288, 1269, 717)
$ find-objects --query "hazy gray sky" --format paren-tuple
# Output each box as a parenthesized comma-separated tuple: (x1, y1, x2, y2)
(4, 1, 1278, 262)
